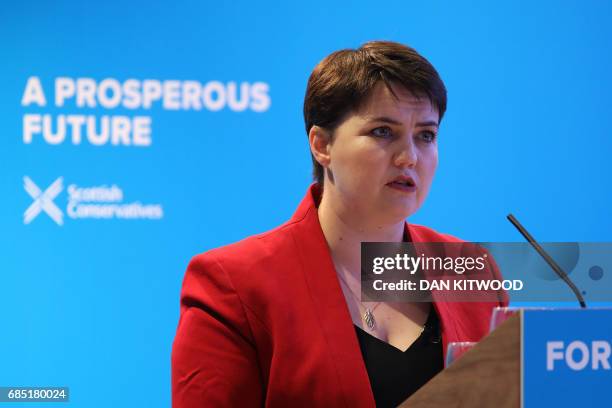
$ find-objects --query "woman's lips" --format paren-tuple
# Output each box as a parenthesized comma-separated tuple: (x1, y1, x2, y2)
(386, 180, 417, 193)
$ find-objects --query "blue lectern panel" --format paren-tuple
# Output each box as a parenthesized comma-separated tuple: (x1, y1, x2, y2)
(523, 309, 612, 407)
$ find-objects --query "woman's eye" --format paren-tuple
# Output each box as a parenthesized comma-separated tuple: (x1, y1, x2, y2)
(418, 131, 437, 143)
(371, 126, 393, 138)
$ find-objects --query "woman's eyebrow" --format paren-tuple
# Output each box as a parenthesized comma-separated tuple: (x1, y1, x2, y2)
(415, 120, 439, 128)
(367, 116, 402, 125)
(367, 117, 439, 128)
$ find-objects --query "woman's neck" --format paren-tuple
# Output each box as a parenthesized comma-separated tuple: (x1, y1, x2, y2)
(317, 188, 405, 279)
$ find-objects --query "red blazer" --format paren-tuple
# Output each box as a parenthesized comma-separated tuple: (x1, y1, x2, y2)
(172, 185, 506, 407)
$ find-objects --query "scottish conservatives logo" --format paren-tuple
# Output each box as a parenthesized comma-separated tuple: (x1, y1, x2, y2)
(24, 176, 64, 225)
(23, 176, 163, 225)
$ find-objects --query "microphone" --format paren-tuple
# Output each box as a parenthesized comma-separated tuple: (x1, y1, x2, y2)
(506, 214, 586, 308)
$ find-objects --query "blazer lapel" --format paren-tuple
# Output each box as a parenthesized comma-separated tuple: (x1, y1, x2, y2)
(406, 224, 459, 362)
(289, 186, 375, 407)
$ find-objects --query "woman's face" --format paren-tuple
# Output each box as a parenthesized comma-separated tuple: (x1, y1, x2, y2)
(324, 82, 439, 226)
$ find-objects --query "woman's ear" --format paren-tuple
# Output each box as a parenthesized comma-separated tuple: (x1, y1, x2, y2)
(308, 125, 332, 168)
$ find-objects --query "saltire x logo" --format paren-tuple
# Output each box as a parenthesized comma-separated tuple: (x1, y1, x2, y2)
(23, 176, 64, 225)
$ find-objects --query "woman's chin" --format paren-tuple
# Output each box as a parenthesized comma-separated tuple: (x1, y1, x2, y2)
(377, 203, 419, 225)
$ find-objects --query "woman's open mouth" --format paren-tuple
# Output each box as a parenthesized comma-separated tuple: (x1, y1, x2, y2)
(386, 176, 417, 193)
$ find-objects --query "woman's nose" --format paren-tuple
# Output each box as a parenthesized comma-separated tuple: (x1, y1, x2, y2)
(393, 137, 417, 168)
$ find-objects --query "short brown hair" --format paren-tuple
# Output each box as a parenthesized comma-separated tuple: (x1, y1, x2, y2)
(303, 40, 447, 185)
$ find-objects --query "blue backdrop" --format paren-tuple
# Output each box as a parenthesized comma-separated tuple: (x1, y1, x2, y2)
(1, 1, 611, 406)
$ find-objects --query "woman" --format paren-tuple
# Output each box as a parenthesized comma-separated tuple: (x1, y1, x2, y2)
(172, 41, 505, 407)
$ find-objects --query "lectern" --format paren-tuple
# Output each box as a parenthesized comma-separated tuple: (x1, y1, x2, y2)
(400, 309, 612, 408)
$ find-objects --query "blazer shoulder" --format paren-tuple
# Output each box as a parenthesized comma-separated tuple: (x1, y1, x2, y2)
(187, 215, 307, 284)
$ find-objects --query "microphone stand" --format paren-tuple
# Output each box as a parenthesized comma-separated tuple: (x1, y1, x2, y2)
(507, 214, 586, 308)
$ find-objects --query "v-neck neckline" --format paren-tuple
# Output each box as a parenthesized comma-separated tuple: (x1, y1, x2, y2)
(353, 306, 436, 353)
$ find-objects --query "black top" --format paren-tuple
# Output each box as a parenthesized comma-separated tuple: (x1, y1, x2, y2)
(354, 308, 443, 408)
